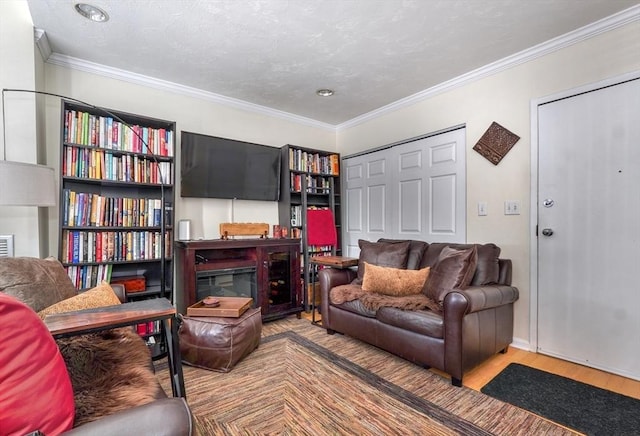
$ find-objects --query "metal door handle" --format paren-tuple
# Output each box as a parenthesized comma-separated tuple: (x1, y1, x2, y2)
(541, 228, 554, 236)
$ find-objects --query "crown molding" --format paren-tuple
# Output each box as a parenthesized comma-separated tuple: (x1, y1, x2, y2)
(336, 5, 640, 131)
(40, 5, 639, 132)
(45, 53, 336, 132)
(34, 28, 52, 61)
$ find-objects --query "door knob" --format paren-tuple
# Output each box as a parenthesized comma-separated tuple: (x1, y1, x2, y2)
(541, 228, 554, 236)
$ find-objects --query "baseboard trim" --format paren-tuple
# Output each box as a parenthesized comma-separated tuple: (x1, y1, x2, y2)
(511, 337, 532, 352)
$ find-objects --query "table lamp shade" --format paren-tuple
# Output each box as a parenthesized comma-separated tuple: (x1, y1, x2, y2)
(0, 160, 56, 206)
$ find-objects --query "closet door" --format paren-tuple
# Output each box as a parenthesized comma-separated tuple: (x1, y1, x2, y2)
(343, 127, 466, 255)
(343, 148, 393, 256)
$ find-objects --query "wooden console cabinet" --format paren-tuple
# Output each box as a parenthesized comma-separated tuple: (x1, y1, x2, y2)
(174, 239, 302, 321)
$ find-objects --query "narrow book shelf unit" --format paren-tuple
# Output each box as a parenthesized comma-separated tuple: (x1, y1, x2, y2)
(278, 145, 341, 312)
(58, 100, 176, 357)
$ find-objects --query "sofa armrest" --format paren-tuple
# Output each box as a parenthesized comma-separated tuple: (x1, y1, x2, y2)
(319, 268, 357, 328)
(318, 268, 357, 295)
(444, 285, 519, 316)
(62, 398, 193, 436)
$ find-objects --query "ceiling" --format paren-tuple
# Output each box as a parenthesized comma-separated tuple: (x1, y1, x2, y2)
(26, 0, 639, 126)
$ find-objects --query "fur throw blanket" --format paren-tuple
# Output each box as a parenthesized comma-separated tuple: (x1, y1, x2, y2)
(56, 327, 163, 427)
(330, 284, 442, 313)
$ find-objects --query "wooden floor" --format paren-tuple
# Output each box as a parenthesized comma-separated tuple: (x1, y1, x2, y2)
(301, 311, 640, 400)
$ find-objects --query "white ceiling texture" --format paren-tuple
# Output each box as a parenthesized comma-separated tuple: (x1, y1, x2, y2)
(26, 0, 640, 127)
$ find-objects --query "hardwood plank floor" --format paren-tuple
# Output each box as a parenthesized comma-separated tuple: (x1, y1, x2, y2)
(301, 311, 640, 400)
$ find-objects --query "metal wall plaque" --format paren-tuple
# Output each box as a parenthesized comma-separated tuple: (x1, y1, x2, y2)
(473, 121, 520, 165)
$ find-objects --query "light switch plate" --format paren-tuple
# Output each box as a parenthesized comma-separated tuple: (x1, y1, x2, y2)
(478, 202, 488, 216)
(504, 200, 521, 215)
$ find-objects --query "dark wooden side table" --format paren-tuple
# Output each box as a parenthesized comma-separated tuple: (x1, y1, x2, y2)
(309, 255, 359, 325)
(44, 298, 186, 398)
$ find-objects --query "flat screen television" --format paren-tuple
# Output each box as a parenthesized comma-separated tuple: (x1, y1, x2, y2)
(180, 132, 281, 201)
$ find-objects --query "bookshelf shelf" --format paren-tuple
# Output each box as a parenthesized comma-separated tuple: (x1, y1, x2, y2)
(58, 100, 176, 357)
(62, 176, 171, 187)
(278, 144, 341, 312)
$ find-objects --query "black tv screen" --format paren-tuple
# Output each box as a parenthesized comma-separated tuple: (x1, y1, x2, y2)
(180, 132, 281, 201)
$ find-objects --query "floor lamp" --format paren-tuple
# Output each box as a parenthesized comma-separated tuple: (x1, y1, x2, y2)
(2, 88, 168, 300)
(0, 160, 56, 207)
(0, 160, 56, 257)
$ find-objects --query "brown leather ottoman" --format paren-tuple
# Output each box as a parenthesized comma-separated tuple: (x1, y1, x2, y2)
(178, 307, 262, 372)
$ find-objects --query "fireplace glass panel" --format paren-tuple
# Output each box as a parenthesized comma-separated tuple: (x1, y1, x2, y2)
(196, 267, 256, 302)
(267, 251, 292, 307)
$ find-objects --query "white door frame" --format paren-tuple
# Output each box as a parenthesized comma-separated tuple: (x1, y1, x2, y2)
(529, 70, 640, 351)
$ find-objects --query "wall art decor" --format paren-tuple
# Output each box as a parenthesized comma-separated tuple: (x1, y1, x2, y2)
(473, 121, 520, 165)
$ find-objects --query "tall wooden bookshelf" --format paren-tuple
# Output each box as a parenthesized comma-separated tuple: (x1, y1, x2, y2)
(58, 100, 175, 355)
(278, 145, 341, 311)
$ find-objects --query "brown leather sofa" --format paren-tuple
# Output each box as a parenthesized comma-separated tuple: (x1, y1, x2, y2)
(319, 240, 518, 386)
(0, 257, 193, 435)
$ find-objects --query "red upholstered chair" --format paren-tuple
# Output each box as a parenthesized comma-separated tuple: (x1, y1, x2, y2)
(306, 207, 337, 249)
(305, 208, 338, 316)
(0, 257, 193, 435)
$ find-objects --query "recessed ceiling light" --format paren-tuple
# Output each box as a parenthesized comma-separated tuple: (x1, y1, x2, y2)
(316, 89, 335, 97)
(74, 3, 109, 22)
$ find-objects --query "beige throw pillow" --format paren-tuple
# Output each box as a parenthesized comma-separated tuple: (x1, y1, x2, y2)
(38, 281, 121, 319)
(362, 262, 430, 297)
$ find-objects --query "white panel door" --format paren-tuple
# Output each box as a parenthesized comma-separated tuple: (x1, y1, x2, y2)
(426, 131, 465, 243)
(537, 77, 640, 380)
(342, 127, 466, 254)
(367, 154, 391, 236)
(344, 160, 365, 257)
(397, 146, 425, 237)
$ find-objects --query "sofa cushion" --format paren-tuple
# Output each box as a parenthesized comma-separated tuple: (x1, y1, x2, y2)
(57, 328, 162, 427)
(333, 300, 378, 318)
(376, 307, 444, 339)
(354, 239, 411, 284)
(0, 293, 75, 435)
(0, 257, 77, 312)
(38, 281, 121, 319)
(420, 243, 500, 286)
(362, 262, 430, 296)
(423, 246, 478, 305)
(377, 239, 428, 270)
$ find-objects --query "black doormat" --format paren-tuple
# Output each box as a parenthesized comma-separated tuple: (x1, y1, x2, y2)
(481, 363, 640, 436)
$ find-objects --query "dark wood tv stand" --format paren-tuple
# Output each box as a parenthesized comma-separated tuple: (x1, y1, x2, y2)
(174, 238, 302, 321)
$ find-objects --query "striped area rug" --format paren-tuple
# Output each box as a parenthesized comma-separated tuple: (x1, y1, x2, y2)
(157, 317, 577, 435)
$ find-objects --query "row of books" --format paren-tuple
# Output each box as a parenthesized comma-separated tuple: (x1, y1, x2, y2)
(136, 321, 161, 337)
(290, 174, 332, 194)
(298, 247, 334, 270)
(290, 205, 335, 228)
(64, 109, 174, 157)
(288, 148, 339, 175)
(290, 205, 303, 227)
(306, 250, 339, 274)
(61, 230, 172, 264)
(307, 245, 335, 255)
(62, 189, 171, 228)
(63, 146, 171, 184)
(65, 264, 113, 290)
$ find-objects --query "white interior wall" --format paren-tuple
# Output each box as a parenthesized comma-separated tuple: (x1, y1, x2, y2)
(0, 0, 44, 257)
(5, 0, 639, 350)
(336, 21, 640, 347)
(43, 64, 336, 252)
